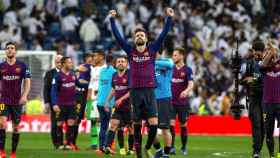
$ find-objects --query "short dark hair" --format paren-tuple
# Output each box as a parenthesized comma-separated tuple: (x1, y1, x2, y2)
(252, 40, 265, 52)
(61, 56, 71, 64)
(95, 50, 105, 58)
(115, 55, 128, 61)
(83, 53, 93, 61)
(134, 28, 147, 36)
(174, 47, 185, 56)
(5, 42, 17, 50)
(106, 54, 114, 64)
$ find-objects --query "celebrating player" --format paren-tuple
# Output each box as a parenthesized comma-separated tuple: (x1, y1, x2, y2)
(51, 57, 79, 150)
(109, 7, 173, 158)
(104, 55, 134, 156)
(0, 42, 31, 158)
(260, 41, 280, 158)
(170, 47, 194, 155)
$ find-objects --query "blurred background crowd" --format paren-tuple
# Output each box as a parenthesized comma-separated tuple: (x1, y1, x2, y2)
(0, 0, 279, 115)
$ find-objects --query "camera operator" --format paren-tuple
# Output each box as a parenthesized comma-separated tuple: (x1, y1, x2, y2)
(241, 41, 265, 158)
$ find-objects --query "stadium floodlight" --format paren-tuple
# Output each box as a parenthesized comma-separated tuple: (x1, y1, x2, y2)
(230, 40, 244, 120)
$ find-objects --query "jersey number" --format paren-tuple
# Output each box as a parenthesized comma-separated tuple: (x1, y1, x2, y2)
(0, 104, 5, 111)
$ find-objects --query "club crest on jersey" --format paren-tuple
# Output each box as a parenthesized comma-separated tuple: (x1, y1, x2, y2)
(62, 78, 66, 81)
(144, 51, 149, 56)
(123, 78, 127, 83)
(15, 67, 21, 73)
(181, 72, 185, 77)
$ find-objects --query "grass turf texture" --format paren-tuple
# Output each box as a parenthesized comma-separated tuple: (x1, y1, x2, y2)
(2, 133, 272, 158)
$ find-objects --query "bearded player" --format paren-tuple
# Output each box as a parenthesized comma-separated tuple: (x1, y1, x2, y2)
(109, 8, 173, 158)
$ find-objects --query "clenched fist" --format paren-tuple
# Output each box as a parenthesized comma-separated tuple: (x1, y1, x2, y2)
(109, 10, 117, 18)
(165, 8, 174, 17)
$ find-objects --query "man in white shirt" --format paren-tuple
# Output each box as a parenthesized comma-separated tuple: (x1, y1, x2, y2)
(86, 51, 106, 149)
(79, 17, 100, 52)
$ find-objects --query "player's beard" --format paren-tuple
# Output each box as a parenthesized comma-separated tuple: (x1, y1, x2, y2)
(174, 59, 180, 65)
(135, 38, 145, 46)
(7, 54, 15, 59)
(118, 67, 125, 72)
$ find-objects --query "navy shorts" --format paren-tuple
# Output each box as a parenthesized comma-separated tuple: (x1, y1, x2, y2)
(76, 90, 88, 122)
(130, 88, 158, 122)
(0, 104, 22, 125)
(56, 105, 77, 121)
(263, 104, 280, 129)
(170, 104, 190, 125)
(157, 98, 172, 129)
(111, 110, 132, 127)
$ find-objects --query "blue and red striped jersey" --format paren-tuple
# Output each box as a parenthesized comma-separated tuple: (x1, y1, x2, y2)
(77, 63, 91, 88)
(0, 60, 31, 105)
(263, 60, 280, 104)
(171, 65, 193, 106)
(51, 71, 77, 106)
(112, 70, 130, 111)
(110, 16, 172, 88)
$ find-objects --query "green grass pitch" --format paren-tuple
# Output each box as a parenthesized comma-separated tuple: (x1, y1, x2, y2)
(2, 133, 272, 158)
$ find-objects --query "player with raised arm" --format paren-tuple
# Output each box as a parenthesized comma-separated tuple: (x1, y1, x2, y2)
(109, 8, 173, 158)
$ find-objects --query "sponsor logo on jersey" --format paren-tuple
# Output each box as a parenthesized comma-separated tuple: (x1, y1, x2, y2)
(16, 67, 21, 73)
(132, 56, 151, 62)
(266, 71, 280, 77)
(62, 82, 75, 88)
(3, 75, 20, 80)
(115, 85, 128, 91)
(172, 78, 184, 83)
(180, 72, 185, 77)
(101, 80, 109, 85)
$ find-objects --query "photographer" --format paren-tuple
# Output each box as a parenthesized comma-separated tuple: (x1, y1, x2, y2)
(241, 41, 265, 158)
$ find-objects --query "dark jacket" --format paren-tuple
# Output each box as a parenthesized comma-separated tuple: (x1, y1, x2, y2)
(242, 58, 264, 97)
(43, 68, 59, 104)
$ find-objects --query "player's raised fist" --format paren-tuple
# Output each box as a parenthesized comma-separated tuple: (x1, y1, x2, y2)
(109, 10, 117, 18)
(166, 8, 174, 17)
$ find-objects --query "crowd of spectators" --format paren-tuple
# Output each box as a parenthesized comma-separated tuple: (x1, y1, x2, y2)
(0, 0, 279, 115)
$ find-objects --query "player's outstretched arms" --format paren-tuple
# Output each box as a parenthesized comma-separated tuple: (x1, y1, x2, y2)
(151, 7, 173, 52)
(108, 10, 132, 54)
(109, 10, 117, 18)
